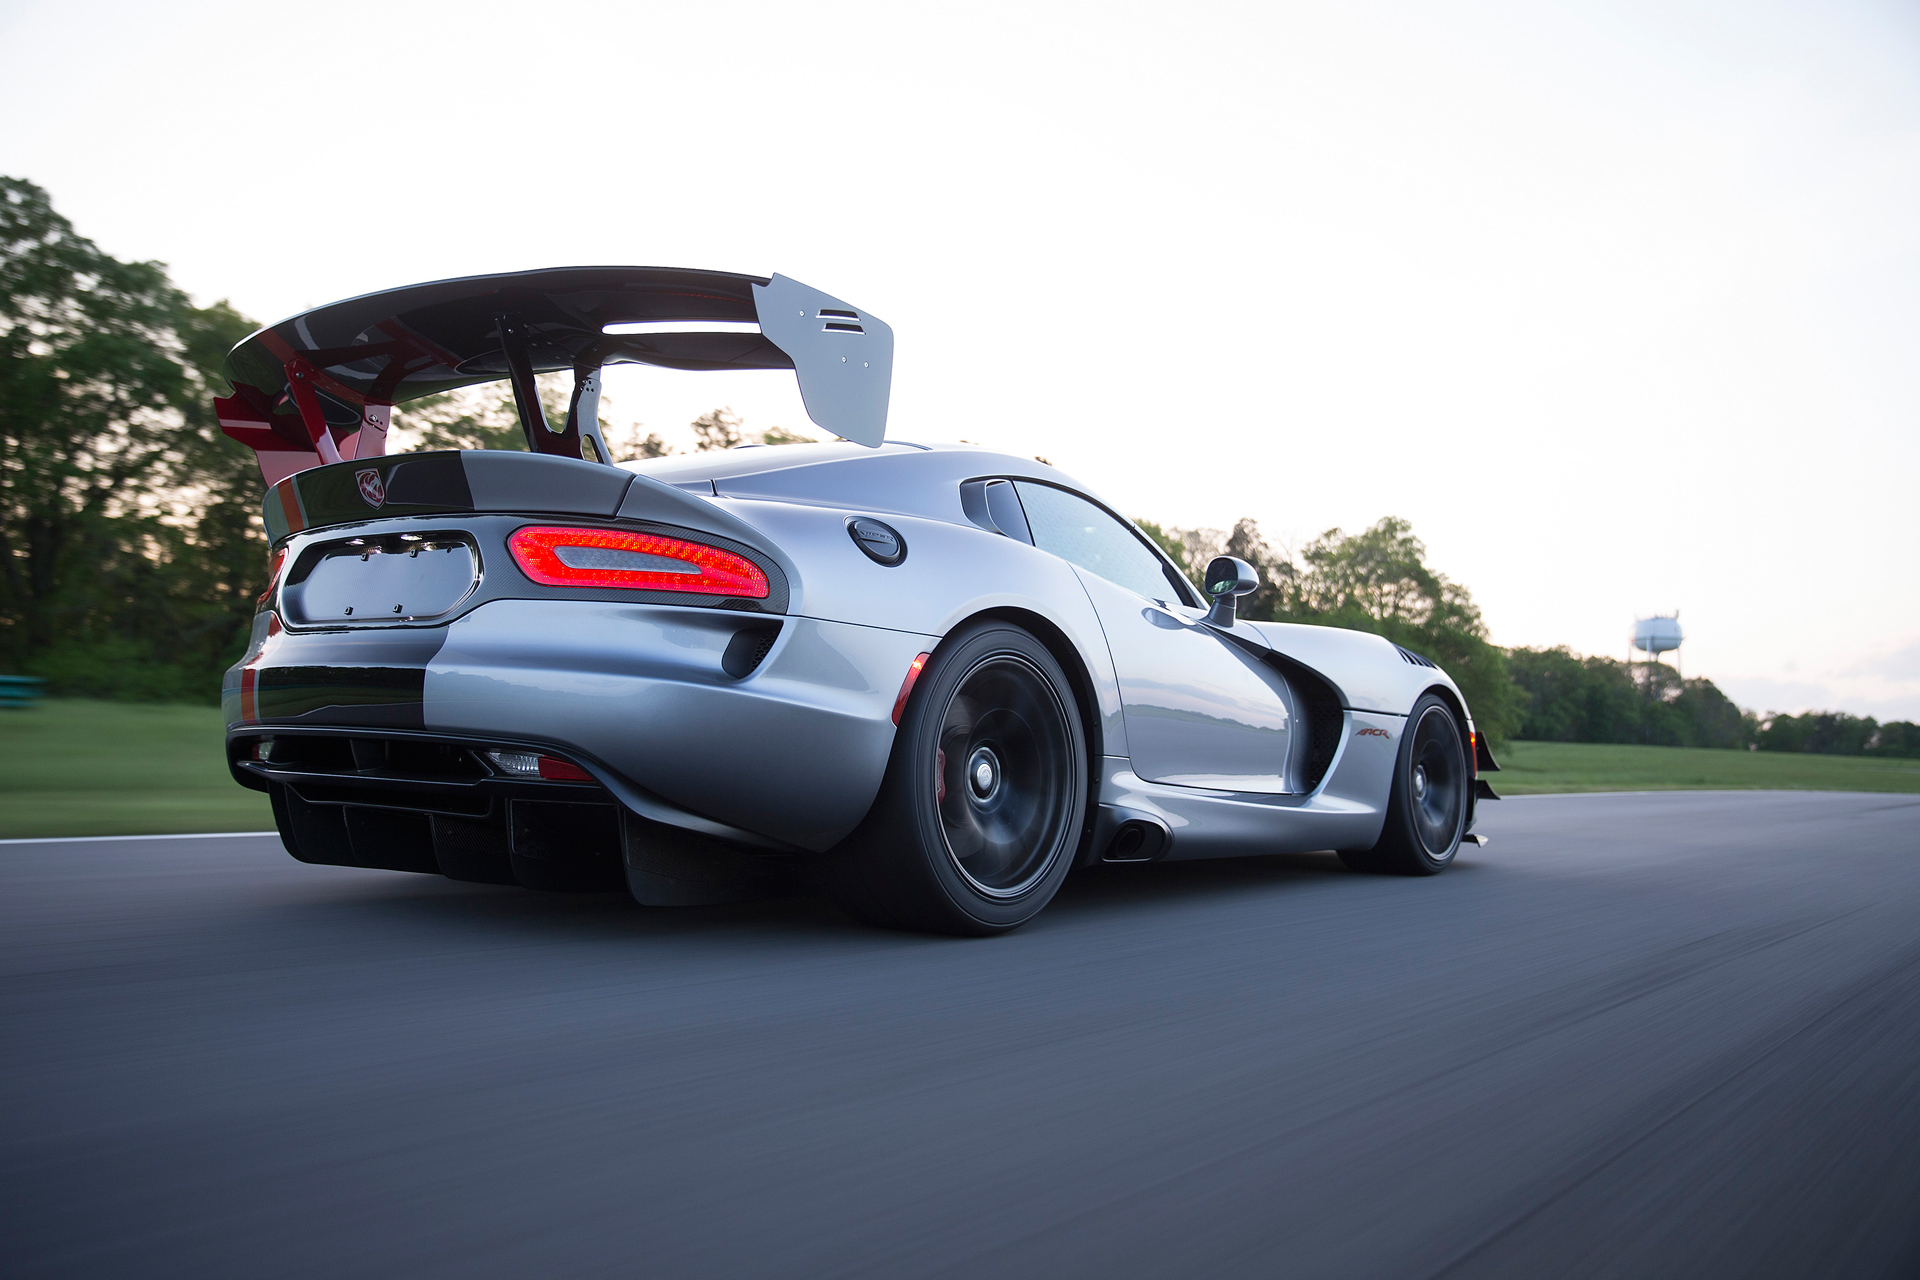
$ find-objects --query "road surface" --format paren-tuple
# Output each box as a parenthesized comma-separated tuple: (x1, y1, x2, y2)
(3, 790, 1917, 1277)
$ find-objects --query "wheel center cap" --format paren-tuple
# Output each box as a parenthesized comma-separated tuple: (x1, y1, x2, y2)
(1413, 766, 1428, 798)
(968, 746, 1001, 801)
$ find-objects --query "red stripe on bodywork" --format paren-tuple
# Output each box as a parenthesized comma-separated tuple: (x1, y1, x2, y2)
(236, 615, 283, 724)
(276, 481, 305, 534)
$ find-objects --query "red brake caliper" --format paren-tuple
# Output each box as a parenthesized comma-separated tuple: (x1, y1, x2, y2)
(936, 748, 946, 804)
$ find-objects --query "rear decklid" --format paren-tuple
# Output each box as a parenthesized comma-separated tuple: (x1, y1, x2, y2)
(262, 451, 799, 620)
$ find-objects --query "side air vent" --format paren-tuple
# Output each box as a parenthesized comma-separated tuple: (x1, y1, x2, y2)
(1297, 684, 1345, 791)
(1396, 645, 1437, 668)
(1261, 651, 1345, 793)
(722, 622, 783, 679)
(818, 308, 864, 334)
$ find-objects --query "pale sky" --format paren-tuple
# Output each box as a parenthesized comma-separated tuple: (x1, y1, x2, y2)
(3, 0, 1915, 719)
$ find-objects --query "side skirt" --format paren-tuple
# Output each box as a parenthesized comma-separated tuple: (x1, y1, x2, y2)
(1087, 708, 1407, 861)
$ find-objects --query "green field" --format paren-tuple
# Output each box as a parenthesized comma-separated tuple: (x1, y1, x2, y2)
(1493, 739, 1920, 795)
(4, 702, 1918, 839)
(0, 700, 272, 838)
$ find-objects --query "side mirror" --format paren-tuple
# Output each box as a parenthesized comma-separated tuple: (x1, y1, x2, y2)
(1203, 555, 1259, 628)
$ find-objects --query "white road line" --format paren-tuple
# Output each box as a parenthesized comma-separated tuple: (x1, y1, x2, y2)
(0, 831, 277, 846)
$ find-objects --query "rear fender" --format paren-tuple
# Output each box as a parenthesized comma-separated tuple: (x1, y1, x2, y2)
(711, 496, 1126, 757)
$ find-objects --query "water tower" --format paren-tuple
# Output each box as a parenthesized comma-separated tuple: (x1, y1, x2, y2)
(1630, 612, 1684, 682)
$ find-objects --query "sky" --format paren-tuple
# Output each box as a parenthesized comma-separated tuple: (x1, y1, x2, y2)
(2, 0, 1916, 719)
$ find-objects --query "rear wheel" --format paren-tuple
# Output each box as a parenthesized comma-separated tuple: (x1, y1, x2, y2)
(818, 622, 1087, 935)
(1342, 694, 1468, 876)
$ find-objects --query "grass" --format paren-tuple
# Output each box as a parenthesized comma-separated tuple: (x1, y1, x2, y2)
(3, 701, 1917, 839)
(1494, 739, 1920, 796)
(0, 699, 272, 838)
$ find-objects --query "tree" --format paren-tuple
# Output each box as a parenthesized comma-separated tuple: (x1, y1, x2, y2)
(1867, 721, 1920, 758)
(1, 176, 266, 693)
(690, 406, 818, 451)
(1505, 646, 1752, 749)
(160, 296, 273, 674)
(1133, 518, 1193, 578)
(630, 431, 674, 458)
(690, 407, 745, 452)
(397, 385, 534, 454)
(2, 176, 187, 658)
(1755, 711, 1878, 755)
(1506, 647, 1642, 743)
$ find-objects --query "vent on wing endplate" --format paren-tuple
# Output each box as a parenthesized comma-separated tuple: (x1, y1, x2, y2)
(1396, 644, 1437, 668)
(818, 308, 865, 334)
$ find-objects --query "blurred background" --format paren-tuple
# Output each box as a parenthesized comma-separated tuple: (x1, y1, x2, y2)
(2, 0, 1917, 833)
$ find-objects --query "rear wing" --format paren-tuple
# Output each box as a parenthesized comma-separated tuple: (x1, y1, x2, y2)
(215, 266, 893, 484)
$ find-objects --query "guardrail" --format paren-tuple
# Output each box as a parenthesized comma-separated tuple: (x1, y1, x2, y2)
(0, 675, 47, 709)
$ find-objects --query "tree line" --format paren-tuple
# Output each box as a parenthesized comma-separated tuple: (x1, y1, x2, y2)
(4, 177, 1913, 756)
(1132, 516, 1917, 757)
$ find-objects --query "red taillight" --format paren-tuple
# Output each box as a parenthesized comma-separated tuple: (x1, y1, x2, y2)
(508, 526, 769, 598)
(537, 756, 594, 782)
(893, 652, 931, 725)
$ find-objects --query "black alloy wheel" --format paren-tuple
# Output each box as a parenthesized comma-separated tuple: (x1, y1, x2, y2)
(1342, 694, 1469, 876)
(817, 622, 1087, 935)
(936, 652, 1077, 898)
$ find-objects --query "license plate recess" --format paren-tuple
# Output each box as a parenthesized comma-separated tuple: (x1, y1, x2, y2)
(283, 534, 479, 625)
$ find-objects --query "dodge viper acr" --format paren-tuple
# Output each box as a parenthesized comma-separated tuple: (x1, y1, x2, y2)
(217, 266, 1499, 934)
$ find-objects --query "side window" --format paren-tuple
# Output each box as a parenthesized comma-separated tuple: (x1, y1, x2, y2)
(1012, 482, 1189, 603)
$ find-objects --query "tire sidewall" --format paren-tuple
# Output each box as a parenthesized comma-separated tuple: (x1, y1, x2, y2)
(1389, 695, 1468, 872)
(895, 623, 1087, 930)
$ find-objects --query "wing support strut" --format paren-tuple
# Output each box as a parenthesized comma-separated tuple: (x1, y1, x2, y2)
(498, 314, 613, 465)
(284, 358, 344, 466)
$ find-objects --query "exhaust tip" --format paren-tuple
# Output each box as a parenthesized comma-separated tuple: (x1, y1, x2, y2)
(1103, 820, 1168, 863)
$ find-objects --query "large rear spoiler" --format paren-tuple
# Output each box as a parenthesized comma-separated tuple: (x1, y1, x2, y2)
(215, 266, 893, 483)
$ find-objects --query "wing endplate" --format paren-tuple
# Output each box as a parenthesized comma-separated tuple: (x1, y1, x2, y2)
(753, 274, 894, 448)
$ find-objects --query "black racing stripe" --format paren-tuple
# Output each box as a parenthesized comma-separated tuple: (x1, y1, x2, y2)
(285, 452, 476, 534)
(254, 628, 446, 726)
(255, 668, 426, 725)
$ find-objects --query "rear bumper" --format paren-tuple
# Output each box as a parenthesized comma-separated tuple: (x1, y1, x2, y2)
(226, 598, 935, 851)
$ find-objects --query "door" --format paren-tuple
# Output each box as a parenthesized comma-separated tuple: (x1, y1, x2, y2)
(1008, 481, 1298, 793)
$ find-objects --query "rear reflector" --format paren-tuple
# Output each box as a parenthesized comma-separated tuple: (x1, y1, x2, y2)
(486, 750, 595, 782)
(509, 526, 768, 598)
(892, 652, 931, 725)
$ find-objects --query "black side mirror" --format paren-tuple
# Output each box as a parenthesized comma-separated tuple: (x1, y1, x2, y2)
(1203, 555, 1259, 628)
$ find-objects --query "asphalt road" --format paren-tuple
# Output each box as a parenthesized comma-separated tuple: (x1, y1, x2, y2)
(4, 790, 1918, 1278)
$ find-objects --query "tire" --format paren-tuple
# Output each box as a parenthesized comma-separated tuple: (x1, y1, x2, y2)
(1341, 694, 1469, 876)
(818, 621, 1088, 935)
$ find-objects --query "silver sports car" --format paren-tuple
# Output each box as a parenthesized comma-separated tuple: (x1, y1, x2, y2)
(219, 266, 1499, 934)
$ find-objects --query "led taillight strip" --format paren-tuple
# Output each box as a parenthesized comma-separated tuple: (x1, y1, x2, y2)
(508, 526, 770, 598)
